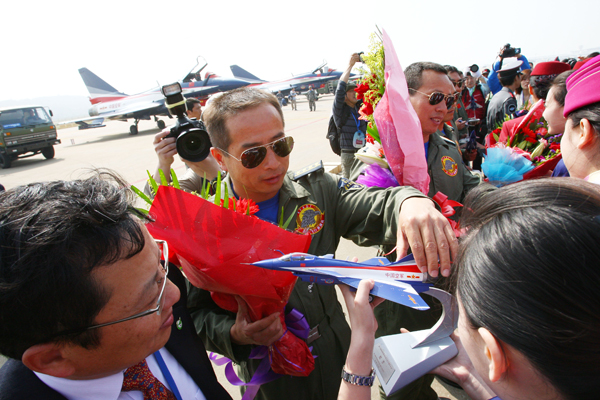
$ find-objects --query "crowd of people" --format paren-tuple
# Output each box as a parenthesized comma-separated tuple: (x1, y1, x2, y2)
(0, 44, 598, 400)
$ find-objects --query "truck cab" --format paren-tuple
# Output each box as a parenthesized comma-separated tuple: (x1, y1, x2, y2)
(0, 106, 61, 169)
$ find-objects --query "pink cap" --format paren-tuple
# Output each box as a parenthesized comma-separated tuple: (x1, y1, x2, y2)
(564, 55, 600, 117)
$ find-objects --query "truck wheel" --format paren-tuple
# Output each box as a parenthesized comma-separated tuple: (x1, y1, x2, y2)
(157, 120, 166, 130)
(0, 154, 11, 169)
(42, 146, 55, 159)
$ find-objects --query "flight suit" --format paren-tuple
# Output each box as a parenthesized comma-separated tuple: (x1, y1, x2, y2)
(375, 132, 479, 400)
(187, 162, 427, 400)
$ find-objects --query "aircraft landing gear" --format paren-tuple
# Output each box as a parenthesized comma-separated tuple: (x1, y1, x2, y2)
(129, 120, 139, 135)
(156, 118, 166, 130)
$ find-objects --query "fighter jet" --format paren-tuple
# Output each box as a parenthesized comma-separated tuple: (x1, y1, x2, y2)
(250, 253, 434, 310)
(230, 61, 354, 96)
(66, 57, 251, 135)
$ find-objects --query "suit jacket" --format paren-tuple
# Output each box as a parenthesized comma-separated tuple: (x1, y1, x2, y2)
(0, 265, 232, 400)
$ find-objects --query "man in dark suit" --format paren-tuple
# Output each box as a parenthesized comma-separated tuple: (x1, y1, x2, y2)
(0, 172, 232, 400)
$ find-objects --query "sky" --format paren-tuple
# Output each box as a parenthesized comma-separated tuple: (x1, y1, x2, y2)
(2, 0, 599, 102)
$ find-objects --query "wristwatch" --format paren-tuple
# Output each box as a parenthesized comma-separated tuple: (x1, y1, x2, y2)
(341, 366, 376, 386)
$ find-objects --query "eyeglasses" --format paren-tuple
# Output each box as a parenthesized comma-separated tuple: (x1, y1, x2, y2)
(451, 78, 466, 88)
(218, 136, 294, 169)
(409, 89, 458, 108)
(43, 239, 169, 340)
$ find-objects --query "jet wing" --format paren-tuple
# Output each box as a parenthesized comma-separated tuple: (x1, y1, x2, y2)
(56, 117, 106, 130)
(337, 276, 430, 311)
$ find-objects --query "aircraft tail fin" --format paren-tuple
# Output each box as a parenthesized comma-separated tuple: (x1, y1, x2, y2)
(230, 65, 265, 82)
(78, 68, 128, 103)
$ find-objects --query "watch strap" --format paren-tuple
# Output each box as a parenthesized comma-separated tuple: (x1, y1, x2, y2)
(341, 366, 375, 386)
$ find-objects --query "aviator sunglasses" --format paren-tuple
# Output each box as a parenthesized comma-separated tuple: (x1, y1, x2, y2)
(218, 136, 294, 169)
(409, 89, 458, 108)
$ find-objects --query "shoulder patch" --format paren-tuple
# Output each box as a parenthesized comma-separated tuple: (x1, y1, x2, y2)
(440, 136, 457, 146)
(338, 177, 365, 191)
(293, 160, 324, 181)
(441, 156, 458, 177)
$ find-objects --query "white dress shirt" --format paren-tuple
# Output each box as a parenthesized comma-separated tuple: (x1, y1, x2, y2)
(35, 347, 207, 400)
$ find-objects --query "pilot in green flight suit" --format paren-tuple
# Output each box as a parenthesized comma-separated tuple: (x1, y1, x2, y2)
(188, 164, 429, 400)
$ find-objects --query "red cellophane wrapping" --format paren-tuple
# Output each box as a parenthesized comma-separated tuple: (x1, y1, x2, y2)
(146, 186, 314, 376)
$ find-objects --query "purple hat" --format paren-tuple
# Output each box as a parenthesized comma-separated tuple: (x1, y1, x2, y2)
(564, 55, 600, 117)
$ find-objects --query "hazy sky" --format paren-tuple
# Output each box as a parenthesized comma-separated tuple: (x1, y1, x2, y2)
(2, 0, 598, 102)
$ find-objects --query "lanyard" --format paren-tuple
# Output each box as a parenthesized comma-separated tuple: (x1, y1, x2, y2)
(351, 109, 361, 130)
(154, 350, 183, 400)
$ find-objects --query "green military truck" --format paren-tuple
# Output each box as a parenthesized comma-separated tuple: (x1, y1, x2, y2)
(0, 106, 61, 169)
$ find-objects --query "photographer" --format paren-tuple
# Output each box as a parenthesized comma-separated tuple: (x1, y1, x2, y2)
(486, 58, 523, 131)
(487, 44, 531, 95)
(150, 96, 221, 194)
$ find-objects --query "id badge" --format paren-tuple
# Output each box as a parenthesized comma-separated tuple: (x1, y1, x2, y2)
(353, 130, 365, 148)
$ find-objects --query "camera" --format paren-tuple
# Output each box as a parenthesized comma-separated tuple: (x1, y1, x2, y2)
(469, 64, 479, 73)
(358, 52, 364, 63)
(161, 82, 211, 162)
(500, 44, 521, 58)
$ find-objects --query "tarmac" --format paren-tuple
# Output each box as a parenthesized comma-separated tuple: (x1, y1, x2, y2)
(0, 95, 469, 400)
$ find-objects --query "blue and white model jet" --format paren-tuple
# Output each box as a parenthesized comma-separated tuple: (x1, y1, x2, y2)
(251, 253, 434, 310)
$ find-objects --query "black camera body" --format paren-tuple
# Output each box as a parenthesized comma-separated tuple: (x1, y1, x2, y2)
(500, 44, 521, 58)
(161, 83, 212, 162)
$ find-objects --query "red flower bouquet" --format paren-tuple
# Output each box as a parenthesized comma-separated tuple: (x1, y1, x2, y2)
(145, 185, 314, 377)
(486, 100, 562, 181)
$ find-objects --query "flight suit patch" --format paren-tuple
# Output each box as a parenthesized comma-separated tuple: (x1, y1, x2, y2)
(441, 156, 458, 177)
(295, 204, 325, 235)
(338, 177, 364, 191)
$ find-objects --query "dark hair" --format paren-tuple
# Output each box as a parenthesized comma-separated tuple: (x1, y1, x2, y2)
(0, 171, 148, 359)
(186, 97, 201, 111)
(202, 87, 284, 152)
(567, 102, 600, 137)
(529, 74, 556, 100)
(587, 52, 600, 58)
(444, 65, 459, 74)
(405, 62, 449, 92)
(499, 71, 518, 87)
(550, 70, 574, 107)
(454, 178, 600, 400)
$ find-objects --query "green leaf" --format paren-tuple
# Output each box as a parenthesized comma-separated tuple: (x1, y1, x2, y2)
(278, 206, 284, 228)
(171, 169, 180, 190)
(493, 133, 499, 142)
(223, 183, 229, 209)
(135, 207, 149, 215)
(518, 141, 527, 150)
(201, 172, 210, 200)
(282, 206, 298, 230)
(146, 170, 158, 195)
(214, 171, 222, 206)
(131, 185, 153, 206)
(158, 169, 168, 186)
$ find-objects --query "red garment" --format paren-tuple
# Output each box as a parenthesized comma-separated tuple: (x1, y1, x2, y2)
(461, 85, 486, 121)
(122, 359, 176, 400)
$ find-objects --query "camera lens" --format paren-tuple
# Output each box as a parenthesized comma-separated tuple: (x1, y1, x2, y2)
(176, 128, 211, 162)
(470, 64, 479, 72)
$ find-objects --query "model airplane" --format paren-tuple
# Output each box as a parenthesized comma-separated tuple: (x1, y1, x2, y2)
(64, 57, 251, 134)
(250, 253, 434, 310)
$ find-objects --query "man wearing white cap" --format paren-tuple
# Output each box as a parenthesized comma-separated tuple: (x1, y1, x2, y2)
(486, 57, 522, 130)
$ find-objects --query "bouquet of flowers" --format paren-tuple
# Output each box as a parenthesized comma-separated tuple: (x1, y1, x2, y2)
(353, 29, 430, 195)
(133, 173, 314, 380)
(485, 100, 562, 183)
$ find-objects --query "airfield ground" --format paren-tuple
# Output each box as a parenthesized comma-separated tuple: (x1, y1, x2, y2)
(0, 95, 468, 400)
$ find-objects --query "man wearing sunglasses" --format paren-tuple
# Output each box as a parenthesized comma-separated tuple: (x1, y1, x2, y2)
(370, 62, 480, 400)
(188, 87, 457, 400)
(445, 65, 469, 142)
(0, 173, 232, 400)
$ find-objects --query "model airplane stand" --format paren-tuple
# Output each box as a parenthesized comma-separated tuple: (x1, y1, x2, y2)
(372, 288, 459, 396)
